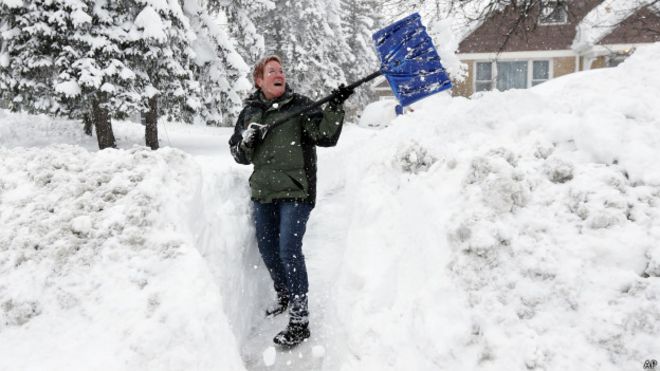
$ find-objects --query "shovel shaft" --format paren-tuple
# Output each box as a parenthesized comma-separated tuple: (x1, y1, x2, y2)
(267, 70, 383, 131)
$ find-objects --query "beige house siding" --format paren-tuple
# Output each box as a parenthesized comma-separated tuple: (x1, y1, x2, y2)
(452, 62, 474, 97)
(553, 56, 576, 78)
(372, 78, 394, 100)
(375, 90, 394, 99)
(589, 56, 607, 70)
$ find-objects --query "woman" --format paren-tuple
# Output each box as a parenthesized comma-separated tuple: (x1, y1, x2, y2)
(228, 55, 353, 346)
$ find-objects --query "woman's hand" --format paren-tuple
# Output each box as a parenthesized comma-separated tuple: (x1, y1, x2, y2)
(241, 126, 259, 148)
(329, 84, 355, 107)
(242, 123, 268, 148)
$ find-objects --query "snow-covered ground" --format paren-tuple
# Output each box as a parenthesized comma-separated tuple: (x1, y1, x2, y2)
(1, 43, 660, 371)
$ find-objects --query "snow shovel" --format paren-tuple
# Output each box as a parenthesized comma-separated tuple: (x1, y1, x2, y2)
(252, 12, 451, 137)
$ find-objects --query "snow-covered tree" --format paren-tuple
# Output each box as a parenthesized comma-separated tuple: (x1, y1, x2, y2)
(0, 2, 31, 111)
(123, 1, 251, 129)
(1, 0, 252, 151)
(256, 0, 347, 99)
(0, 0, 86, 115)
(70, 0, 148, 148)
(0, 0, 141, 148)
(340, 0, 383, 116)
(186, 6, 252, 126)
(210, 0, 274, 67)
(124, 1, 207, 147)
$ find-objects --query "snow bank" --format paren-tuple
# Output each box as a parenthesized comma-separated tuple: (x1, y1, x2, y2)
(329, 43, 660, 370)
(0, 145, 245, 371)
(0, 111, 94, 149)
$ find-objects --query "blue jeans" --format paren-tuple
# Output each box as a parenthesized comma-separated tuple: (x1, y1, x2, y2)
(253, 201, 313, 323)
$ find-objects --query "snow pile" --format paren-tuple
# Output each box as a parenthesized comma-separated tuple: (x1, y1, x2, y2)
(0, 145, 245, 371)
(0, 111, 93, 149)
(330, 43, 660, 370)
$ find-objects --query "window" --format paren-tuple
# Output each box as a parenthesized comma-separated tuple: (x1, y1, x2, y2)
(475, 62, 493, 92)
(607, 55, 625, 67)
(474, 60, 551, 92)
(540, 0, 568, 24)
(607, 50, 634, 67)
(496, 61, 528, 91)
(532, 61, 549, 86)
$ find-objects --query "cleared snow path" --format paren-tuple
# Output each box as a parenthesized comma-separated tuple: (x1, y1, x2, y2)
(193, 126, 374, 370)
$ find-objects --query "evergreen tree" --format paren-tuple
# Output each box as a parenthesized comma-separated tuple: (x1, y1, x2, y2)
(1, 0, 251, 153)
(187, 7, 251, 126)
(211, 0, 274, 67)
(340, 0, 383, 117)
(256, 0, 347, 99)
(71, 0, 144, 148)
(0, 2, 28, 111)
(0, 0, 84, 115)
(124, 0, 205, 145)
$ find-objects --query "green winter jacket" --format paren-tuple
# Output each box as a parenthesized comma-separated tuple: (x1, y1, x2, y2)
(229, 87, 345, 204)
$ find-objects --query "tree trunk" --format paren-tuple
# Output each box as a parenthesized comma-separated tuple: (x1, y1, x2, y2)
(92, 96, 117, 150)
(145, 96, 159, 150)
(83, 113, 93, 136)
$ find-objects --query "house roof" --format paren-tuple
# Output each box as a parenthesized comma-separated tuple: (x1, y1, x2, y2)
(456, 0, 658, 55)
(448, 1, 500, 42)
(572, 0, 658, 52)
(457, 1, 602, 54)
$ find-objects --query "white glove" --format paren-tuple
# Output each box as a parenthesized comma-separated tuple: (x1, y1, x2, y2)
(241, 126, 258, 148)
(241, 123, 267, 148)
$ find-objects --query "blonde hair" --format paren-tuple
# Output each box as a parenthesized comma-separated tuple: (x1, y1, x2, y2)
(252, 55, 283, 89)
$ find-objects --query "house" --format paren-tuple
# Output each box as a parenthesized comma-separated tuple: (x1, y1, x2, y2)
(372, 76, 396, 101)
(371, 1, 660, 99)
(453, 0, 660, 97)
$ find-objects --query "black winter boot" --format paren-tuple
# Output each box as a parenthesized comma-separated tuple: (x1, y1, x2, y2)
(265, 291, 289, 317)
(273, 321, 310, 347)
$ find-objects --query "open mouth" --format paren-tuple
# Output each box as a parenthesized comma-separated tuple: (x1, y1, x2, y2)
(273, 82, 283, 87)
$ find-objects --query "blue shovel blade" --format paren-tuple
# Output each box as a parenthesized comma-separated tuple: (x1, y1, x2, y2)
(373, 13, 452, 107)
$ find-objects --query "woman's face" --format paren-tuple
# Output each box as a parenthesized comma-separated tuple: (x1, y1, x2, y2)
(257, 60, 286, 100)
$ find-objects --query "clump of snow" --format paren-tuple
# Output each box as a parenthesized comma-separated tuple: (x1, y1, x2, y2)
(572, 0, 655, 52)
(0, 0, 23, 8)
(134, 6, 167, 42)
(70, 215, 92, 236)
(262, 346, 277, 366)
(357, 99, 397, 128)
(395, 140, 436, 174)
(312, 345, 326, 358)
(55, 80, 81, 98)
(71, 8, 92, 28)
(0, 51, 9, 68)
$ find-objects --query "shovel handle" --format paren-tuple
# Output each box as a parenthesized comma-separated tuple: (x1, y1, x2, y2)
(266, 70, 384, 131)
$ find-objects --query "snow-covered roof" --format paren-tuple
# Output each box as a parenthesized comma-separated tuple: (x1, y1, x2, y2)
(572, 0, 657, 53)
